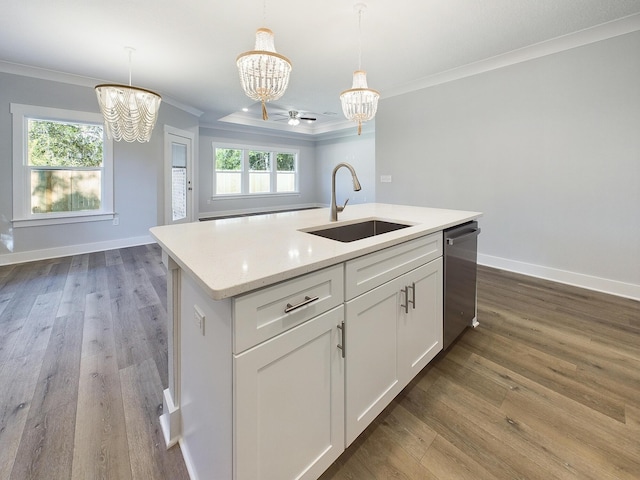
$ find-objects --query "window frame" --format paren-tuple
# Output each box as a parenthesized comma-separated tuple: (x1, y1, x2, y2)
(11, 103, 115, 227)
(212, 142, 299, 198)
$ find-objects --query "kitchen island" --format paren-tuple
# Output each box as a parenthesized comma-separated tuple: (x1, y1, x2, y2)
(150, 203, 481, 480)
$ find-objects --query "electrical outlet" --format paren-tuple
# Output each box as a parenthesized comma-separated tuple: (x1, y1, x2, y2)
(112, 215, 119, 225)
(194, 305, 205, 336)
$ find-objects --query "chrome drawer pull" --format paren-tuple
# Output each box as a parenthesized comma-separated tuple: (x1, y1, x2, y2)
(337, 321, 345, 358)
(284, 295, 320, 313)
(446, 228, 481, 245)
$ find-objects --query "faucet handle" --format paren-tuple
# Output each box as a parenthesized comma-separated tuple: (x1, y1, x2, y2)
(338, 198, 350, 212)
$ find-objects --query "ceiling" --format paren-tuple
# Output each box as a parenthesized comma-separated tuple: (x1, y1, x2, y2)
(2, 1, 640, 136)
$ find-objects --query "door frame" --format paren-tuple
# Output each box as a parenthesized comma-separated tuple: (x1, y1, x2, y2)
(164, 125, 196, 225)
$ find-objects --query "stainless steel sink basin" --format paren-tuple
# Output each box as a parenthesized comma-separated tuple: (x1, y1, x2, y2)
(304, 220, 411, 243)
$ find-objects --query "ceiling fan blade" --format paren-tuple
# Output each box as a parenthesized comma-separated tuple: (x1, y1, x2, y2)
(300, 116, 316, 121)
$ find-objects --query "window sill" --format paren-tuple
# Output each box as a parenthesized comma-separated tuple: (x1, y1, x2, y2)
(12, 212, 116, 228)
(211, 192, 300, 201)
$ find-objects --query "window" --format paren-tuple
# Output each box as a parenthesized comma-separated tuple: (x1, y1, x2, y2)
(11, 104, 114, 227)
(214, 143, 298, 196)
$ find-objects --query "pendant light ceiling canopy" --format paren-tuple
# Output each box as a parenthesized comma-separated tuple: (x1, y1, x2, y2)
(340, 3, 379, 135)
(95, 47, 161, 143)
(237, 27, 292, 120)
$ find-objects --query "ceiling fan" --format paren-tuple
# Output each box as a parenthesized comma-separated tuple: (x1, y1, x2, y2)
(275, 110, 317, 126)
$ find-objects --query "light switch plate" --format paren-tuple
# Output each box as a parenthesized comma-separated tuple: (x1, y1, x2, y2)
(380, 175, 392, 183)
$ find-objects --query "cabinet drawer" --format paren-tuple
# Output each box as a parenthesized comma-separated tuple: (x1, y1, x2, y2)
(345, 232, 442, 300)
(233, 264, 344, 353)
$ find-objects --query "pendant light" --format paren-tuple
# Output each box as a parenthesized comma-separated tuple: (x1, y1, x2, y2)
(236, 29, 292, 121)
(236, 2, 292, 120)
(95, 47, 162, 143)
(340, 3, 379, 135)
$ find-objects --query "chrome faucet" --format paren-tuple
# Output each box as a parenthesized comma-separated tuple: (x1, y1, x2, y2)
(330, 162, 362, 221)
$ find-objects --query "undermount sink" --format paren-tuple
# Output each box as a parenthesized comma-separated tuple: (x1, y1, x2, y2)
(304, 220, 411, 243)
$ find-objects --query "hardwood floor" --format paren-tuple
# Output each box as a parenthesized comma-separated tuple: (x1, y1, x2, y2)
(320, 267, 640, 480)
(1, 246, 638, 479)
(0, 245, 189, 480)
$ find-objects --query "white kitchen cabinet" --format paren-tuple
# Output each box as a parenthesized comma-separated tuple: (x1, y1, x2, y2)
(233, 264, 344, 353)
(397, 258, 443, 386)
(234, 306, 345, 480)
(165, 231, 447, 479)
(345, 247, 443, 446)
(345, 274, 404, 445)
(175, 265, 344, 480)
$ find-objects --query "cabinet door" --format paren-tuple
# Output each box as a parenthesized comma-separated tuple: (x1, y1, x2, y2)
(397, 258, 443, 389)
(234, 306, 344, 480)
(344, 278, 403, 446)
(345, 258, 443, 447)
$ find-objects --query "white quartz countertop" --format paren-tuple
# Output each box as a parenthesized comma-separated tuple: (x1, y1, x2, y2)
(150, 203, 482, 300)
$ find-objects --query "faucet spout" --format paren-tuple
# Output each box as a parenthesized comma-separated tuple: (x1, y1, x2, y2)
(330, 162, 362, 221)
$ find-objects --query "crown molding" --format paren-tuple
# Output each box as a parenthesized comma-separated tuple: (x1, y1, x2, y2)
(382, 13, 640, 99)
(201, 115, 374, 140)
(0, 60, 204, 117)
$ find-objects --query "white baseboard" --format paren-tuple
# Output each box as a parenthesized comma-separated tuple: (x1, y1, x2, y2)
(178, 437, 199, 480)
(160, 388, 180, 449)
(478, 253, 640, 301)
(0, 235, 155, 266)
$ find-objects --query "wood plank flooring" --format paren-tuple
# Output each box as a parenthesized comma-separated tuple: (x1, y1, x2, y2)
(0, 245, 189, 480)
(320, 267, 640, 480)
(1, 246, 638, 479)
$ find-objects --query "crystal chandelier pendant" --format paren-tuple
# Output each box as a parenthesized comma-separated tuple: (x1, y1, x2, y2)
(340, 3, 378, 135)
(340, 70, 379, 135)
(237, 28, 292, 120)
(95, 48, 161, 143)
(95, 84, 161, 142)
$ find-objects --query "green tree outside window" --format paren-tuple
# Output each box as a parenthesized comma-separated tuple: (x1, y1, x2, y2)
(27, 119, 104, 213)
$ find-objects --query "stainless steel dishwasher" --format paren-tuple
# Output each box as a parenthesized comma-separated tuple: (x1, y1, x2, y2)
(443, 221, 480, 349)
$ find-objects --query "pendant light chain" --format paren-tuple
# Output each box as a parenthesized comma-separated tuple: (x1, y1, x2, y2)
(127, 48, 133, 86)
(357, 7, 362, 71)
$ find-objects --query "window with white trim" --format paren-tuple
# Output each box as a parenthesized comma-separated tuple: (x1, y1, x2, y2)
(213, 143, 298, 196)
(11, 104, 114, 227)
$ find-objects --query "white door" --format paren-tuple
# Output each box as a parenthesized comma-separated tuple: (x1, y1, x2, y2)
(164, 126, 195, 225)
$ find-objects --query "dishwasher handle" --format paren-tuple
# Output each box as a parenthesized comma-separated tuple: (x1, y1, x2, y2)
(446, 227, 481, 246)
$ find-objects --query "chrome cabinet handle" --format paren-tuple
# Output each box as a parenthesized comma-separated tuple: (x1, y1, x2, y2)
(408, 282, 416, 310)
(284, 295, 320, 313)
(401, 283, 416, 313)
(337, 321, 345, 358)
(401, 286, 409, 314)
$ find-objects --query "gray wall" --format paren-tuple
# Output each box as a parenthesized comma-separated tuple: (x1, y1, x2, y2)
(0, 71, 199, 261)
(198, 127, 320, 218)
(376, 31, 640, 292)
(197, 127, 375, 219)
(315, 133, 376, 207)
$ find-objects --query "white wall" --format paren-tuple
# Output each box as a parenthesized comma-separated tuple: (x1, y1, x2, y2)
(0, 72, 200, 264)
(315, 133, 376, 207)
(376, 31, 640, 299)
